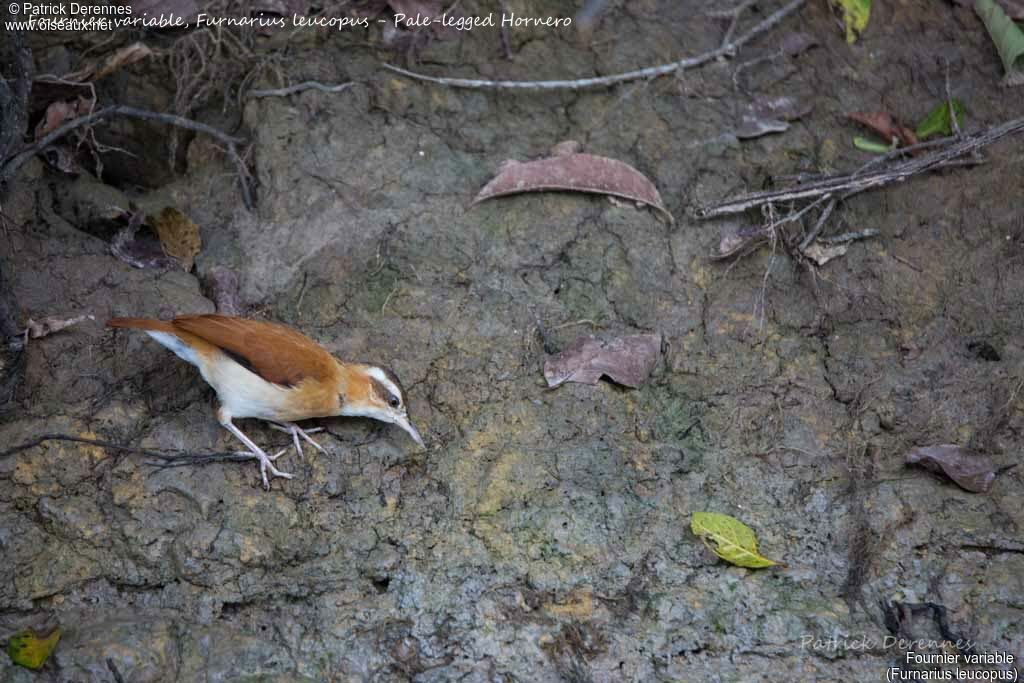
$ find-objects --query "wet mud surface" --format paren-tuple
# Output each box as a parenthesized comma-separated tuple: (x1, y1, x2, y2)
(1, 1, 1022, 680)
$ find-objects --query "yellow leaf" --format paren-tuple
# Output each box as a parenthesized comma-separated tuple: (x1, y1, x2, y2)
(690, 512, 780, 568)
(152, 207, 201, 271)
(832, 0, 871, 43)
(7, 627, 60, 670)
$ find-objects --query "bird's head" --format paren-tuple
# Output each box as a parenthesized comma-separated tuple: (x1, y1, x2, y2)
(339, 364, 424, 446)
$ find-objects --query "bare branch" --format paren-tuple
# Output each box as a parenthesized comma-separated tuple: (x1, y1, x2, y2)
(383, 0, 806, 91)
(697, 116, 1024, 218)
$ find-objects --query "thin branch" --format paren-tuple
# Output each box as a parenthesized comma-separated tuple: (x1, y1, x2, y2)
(697, 116, 1024, 218)
(798, 196, 836, 251)
(0, 105, 254, 209)
(820, 228, 879, 245)
(0, 432, 275, 468)
(248, 81, 354, 98)
(383, 0, 806, 90)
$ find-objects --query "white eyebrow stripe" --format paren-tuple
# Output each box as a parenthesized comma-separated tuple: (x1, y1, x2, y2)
(367, 366, 402, 399)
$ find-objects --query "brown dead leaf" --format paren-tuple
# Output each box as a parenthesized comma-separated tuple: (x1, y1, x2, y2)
(544, 334, 661, 389)
(66, 42, 156, 82)
(848, 111, 919, 147)
(905, 444, 998, 493)
(152, 208, 201, 271)
(34, 96, 94, 139)
(95, 42, 156, 80)
(24, 314, 94, 339)
(473, 144, 672, 222)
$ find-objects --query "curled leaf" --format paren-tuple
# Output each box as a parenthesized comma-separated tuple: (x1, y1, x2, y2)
(473, 145, 672, 222)
(916, 100, 966, 140)
(976, 0, 1024, 85)
(7, 627, 60, 670)
(691, 512, 780, 568)
(905, 444, 998, 493)
(544, 333, 661, 389)
(852, 135, 896, 153)
(65, 42, 156, 82)
(152, 207, 201, 271)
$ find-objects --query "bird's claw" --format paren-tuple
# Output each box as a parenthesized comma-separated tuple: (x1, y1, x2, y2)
(238, 447, 293, 489)
(269, 422, 326, 460)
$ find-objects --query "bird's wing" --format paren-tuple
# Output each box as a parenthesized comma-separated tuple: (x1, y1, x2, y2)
(172, 314, 337, 387)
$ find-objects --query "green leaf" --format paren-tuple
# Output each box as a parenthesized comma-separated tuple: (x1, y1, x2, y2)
(915, 100, 966, 140)
(833, 0, 872, 44)
(975, 0, 1024, 83)
(853, 136, 895, 153)
(691, 512, 780, 568)
(6, 628, 60, 670)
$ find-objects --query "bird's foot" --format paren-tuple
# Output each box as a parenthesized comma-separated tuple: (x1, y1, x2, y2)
(269, 422, 326, 460)
(238, 447, 292, 489)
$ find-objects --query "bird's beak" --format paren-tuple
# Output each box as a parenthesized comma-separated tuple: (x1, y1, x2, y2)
(394, 414, 425, 447)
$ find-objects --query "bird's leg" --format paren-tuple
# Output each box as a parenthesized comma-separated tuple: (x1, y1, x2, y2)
(268, 422, 325, 460)
(219, 416, 294, 489)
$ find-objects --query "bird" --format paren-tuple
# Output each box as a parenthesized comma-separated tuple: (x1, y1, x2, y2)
(106, 314, 424, 488)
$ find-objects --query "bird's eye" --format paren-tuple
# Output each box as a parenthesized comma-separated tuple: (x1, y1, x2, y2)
(388, 396, 401, 409)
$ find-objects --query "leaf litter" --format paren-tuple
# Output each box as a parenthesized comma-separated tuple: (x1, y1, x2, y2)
(544, 333, 661, 389)
(905, 444, 1000, 493)
(473, 141, 673, 222)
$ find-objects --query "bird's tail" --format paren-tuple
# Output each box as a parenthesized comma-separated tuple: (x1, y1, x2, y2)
(106, 317, 176, 332)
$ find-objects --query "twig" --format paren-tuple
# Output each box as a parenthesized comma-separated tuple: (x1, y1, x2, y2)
(944, 60, 962, 138)
(711, 0, 758, 51)
(819, 228, 879, 245)
(383, 0, 806, 90)
(798, 196, 836, 251)
(248, 81, 354, 98)
(0, 105, 254, 209)
(697, 116, 1024, 218)
(0, 432, 274, 468)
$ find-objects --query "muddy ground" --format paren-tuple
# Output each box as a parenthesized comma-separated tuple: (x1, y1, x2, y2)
(1, 1, 1023, 681)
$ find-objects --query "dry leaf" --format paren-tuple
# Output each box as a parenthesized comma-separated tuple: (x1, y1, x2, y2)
(905, 444, 998, 493)
(34, 96, 94, 139)
(691, 512, 781, 568)
(544, 334, 661, 389)
(848, 111, 918, 147)
(152, 207, 201, 271)
(24, 314, 94, 339)
(66, 42, 156, 82)
(473, 144, 673, 222)
(95, 42, 155, 80)
(802, 242, 848, 266)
